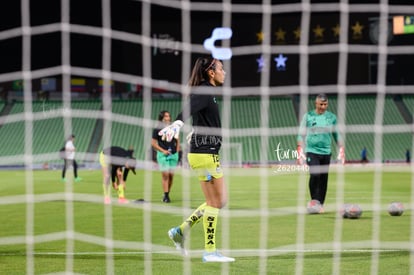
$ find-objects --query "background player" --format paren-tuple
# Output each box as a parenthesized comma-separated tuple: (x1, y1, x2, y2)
(297, 94, 345, 213)
(151, 110, 180, 203)
(61, 134, 82, 183)
(100, 146, 136, 204)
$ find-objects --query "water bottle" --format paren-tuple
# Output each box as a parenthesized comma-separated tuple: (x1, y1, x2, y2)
(167, 147, 172, 160)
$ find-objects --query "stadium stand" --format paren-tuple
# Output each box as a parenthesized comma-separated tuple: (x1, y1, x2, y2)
(402, 94, 414, 118)
(0, 100, 102, 165)
(0, 101, 26, 160)
(0, 95, 412, 167)
(307, 95, 411, 162)
(229, 97, 298, 164)
(71, 100, 103, 162)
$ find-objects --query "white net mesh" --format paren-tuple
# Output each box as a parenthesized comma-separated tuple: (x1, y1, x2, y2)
(1, 0, 414, 274)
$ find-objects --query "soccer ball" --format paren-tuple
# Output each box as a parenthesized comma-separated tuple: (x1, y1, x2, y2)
(307, 199, 322, 214)
(341, 203, 362, 219)
(339, 204, 350, 218)
(388, 202, 404, 216)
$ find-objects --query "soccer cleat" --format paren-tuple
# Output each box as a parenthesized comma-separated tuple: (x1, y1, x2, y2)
(118, 197, 129, 204)
(75, 177, 82, 182)
(307, 199, 322, 214)
(202, 251, 235, 263)
(104, 197, 111, 205)
(168, 227, 187, 255)
(61, 178, 67, 183)
(162, 195, 171, 203)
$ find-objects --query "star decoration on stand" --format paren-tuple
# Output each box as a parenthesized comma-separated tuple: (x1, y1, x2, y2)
(332, 24, 340, 37)
(351, 21, 364, 36)
(313, 24, 325, 38)
(274, 28, 286, 42)
(256, 31, 264, 43)
(274, 54, 287, 71)
(256, 55, 266, 72)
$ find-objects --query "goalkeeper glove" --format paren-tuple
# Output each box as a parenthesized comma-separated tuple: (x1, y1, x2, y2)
(296, 145, 306, 165)
(158, 120, 184, 142)
(337, 146, 345, 165)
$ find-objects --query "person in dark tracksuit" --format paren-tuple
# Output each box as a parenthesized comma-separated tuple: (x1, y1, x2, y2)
(297, 94, 345, 213)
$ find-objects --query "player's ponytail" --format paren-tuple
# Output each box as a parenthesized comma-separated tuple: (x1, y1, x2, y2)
(188, 57, 217, 86)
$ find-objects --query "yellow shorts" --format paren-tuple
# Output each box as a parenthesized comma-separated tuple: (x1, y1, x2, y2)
(187, 153, 223, 181)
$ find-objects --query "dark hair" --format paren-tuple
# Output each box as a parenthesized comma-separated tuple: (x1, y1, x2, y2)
(158, 110, 169, 121)
(188, 57, 218, 86)
(316, 94, 328, 102)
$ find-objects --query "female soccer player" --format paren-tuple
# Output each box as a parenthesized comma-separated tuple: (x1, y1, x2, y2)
(100, 146, 136, 204)
(297, 94, 345, 213)
(159, 57, 234, 262)
(151, 110, 180, 203)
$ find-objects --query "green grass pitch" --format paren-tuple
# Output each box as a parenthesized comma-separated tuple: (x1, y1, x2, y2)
(0, 166, 412, 274)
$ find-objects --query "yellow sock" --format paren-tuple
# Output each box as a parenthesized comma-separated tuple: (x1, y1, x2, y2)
(118, 185, 125, 198)
(103, 184, 110, 197)
(179, 202, 206, 234)
(203, 205, 219, 253)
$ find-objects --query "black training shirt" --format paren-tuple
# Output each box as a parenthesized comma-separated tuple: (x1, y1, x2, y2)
(102, 146, 133, 182)
(152, 128, 178, 154)
(176, 82, 222, 154)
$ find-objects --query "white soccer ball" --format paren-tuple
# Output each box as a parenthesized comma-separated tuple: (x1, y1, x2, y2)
(339, 204, 350, 218)
(388, 202, 404, 216)
(341, 203, 362, 219)
(307, 199, 322, 214)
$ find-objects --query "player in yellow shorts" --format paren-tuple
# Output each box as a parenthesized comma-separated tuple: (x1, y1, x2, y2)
(159, 57, 234, 262)
(100, 146, 136, 204)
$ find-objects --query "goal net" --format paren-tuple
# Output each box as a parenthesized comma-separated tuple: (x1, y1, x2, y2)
(1, 0, 414, 274)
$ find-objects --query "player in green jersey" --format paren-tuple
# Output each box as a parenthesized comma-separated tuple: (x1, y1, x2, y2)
(297, 94, 345, 213)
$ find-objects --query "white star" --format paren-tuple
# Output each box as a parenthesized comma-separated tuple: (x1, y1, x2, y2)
(256, 55, 266, 72)
(274, 54, 287, 70)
